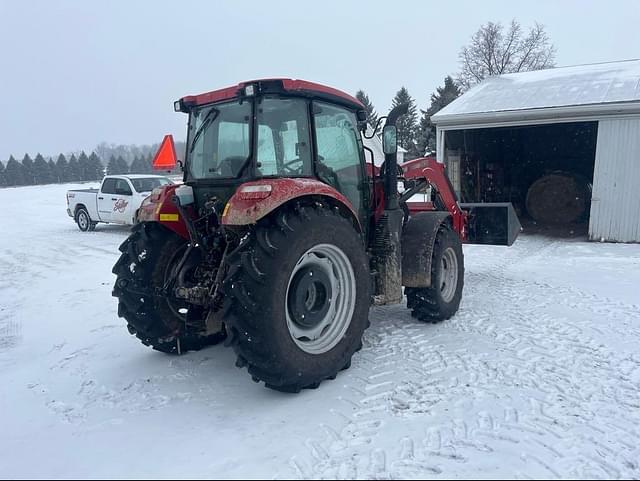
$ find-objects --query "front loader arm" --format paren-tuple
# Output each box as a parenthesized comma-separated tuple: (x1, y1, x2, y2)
(402, 157, 520, 246)
(403, 157, 468, 240)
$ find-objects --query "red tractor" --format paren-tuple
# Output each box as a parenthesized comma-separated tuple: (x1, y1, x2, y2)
(113, 79, 520, 393)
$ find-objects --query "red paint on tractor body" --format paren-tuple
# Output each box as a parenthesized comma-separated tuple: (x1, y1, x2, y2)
(137, 184, 190, 239)
(180, 78, 364, 110)
(402, 157, 467, 240)
(222, 178, 360, 229)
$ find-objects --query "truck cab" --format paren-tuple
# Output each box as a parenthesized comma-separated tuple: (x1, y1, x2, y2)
(67, 174, 174, 231)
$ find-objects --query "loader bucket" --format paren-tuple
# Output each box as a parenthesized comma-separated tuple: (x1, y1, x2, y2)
(460, 202, 522, 246)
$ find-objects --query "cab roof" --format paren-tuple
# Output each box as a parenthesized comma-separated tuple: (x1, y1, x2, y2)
(179, 78, 365, 111)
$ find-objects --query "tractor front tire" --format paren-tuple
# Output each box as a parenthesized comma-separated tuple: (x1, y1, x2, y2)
(405, 224, 464, 323)
(112, 223, 225, 354)
(222, 204, 370, 393)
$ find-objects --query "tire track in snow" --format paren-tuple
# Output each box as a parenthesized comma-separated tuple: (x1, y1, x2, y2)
(293, 236, 640, 479)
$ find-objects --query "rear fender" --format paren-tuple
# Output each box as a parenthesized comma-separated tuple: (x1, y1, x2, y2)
(136, 184, 190, 239)
(402, 211, 451, 288)
(221, 178, 361, 231)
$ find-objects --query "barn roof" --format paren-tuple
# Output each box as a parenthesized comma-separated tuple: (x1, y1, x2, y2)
(432, 59, 640, 128)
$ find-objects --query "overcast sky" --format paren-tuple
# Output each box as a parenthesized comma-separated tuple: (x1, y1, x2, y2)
(1, 0, 639, 159)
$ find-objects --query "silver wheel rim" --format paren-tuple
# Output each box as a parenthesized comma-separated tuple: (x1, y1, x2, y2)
(440, 247, 459, 303)
(285, 244, 356, 355)
(78, 211, 88, 230)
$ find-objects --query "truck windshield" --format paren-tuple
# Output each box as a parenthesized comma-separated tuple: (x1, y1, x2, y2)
(187, 100, 252, 179)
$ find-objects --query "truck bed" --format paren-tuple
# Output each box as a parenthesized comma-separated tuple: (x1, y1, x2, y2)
(67, 188, 99, 194)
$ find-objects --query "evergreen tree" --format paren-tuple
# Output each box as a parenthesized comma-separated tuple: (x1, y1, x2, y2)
(391, 87, 419, 159)
(106, 155, 118, 175)
(5, 156, 25, 186)
(0, 160, 6, 187)
(33, 153, 52, 184)
(145, 153, 155, 173)
(56, 154, 71, 183)
(129, 155, 147, 174)
(77, 152, 91, 181)
(48, 159, 59, 183)
(355, 90, 378, 129)
(415, 76, 462, 156)
(68, 154, 81, 182)
(87, 152, 104, 180)
(21, 154, 35, 185)
(115, 155, 129, 174)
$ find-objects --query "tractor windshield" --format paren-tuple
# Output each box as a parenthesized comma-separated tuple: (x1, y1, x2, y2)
(187, 100, 252, 180)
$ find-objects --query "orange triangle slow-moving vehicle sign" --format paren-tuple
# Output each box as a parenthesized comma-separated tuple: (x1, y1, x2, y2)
(152, 134, 177, 170)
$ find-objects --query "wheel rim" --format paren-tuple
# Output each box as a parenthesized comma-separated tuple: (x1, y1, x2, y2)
(285, 244, 356, 355)
(439, 247, 459, 303)
(78, 211, 88, 230)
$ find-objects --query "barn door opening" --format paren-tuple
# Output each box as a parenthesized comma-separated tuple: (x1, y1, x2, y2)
(443, 121, 598, 236)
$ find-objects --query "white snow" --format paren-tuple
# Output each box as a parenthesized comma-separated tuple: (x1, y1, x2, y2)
(433, 59, 640, 120)
(1, 183, 640, 479)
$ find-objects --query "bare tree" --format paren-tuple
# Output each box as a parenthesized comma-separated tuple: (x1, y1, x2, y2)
(458, 20, 556, 90)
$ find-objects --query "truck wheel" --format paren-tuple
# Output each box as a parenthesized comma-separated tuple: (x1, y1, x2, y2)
(75, 207, 92, 232)
(222, 204, 370, 393)
(112, 223, 226, 354)
(405, 224, 464, 323)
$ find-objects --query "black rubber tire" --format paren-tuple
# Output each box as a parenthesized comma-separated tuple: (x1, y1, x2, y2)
(222, 203, 371, 393)
(405, 224, 464, 323)
(112, 223, 226, 354)
(88, 222, 97, 232)
(75, 207, 92, 232)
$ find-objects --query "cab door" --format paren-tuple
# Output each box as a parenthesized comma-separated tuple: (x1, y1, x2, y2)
(110, 178, 134, 224)
(97, 178, 118, 222)
(312, 101, 368, 227)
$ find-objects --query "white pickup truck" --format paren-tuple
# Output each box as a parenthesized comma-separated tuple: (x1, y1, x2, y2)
(66, 175, 174, 231)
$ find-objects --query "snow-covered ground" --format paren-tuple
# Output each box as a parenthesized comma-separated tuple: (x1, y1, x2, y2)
(1, 183, 640, 479)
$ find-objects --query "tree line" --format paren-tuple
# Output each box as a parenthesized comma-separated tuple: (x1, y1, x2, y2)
(355, 19, 555, 160)
(355, 76, 462, 160)
(0, 151, 172, 188)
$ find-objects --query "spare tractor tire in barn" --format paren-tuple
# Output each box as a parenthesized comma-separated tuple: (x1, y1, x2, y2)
(525, 173, 591, 224)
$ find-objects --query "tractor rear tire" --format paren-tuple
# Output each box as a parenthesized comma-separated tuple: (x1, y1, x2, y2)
(112, 223, 225, 354)
(222, 204, 370, 393)
(405, 224, 464, 323)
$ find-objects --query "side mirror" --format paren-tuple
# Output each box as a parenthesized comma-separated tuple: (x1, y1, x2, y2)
(382, 125, 397, 155)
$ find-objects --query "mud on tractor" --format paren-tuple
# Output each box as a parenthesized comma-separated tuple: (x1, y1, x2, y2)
(112, 79, 520, 393)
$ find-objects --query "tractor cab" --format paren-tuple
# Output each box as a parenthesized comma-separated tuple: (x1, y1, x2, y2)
(167, 79, 372, 230)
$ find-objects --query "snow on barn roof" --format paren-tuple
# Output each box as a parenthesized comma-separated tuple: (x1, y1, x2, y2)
(432, 59, 640, 127)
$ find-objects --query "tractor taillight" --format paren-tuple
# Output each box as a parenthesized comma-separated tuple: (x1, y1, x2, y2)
(238, 184, 272, 200)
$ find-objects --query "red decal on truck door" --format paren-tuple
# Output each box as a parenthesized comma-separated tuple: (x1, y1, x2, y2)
(113, 199, 129, 213)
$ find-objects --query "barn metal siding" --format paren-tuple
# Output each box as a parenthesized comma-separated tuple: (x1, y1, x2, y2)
(590, 118, 640, 242)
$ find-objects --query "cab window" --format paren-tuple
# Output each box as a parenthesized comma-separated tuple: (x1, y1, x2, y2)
(256, 98, 312, 177)
(101, 178, 117, 194)
(313, 102, 365, 216)
(114, 179, 132, 196)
